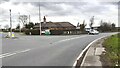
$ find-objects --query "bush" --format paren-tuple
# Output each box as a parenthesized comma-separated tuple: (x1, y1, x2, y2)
(12, 29, 20, 32)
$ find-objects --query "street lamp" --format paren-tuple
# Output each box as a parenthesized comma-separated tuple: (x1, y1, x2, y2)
(9, 9, 12, 37)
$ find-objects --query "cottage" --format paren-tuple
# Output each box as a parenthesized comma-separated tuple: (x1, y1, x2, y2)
(31, 16, 76, 35)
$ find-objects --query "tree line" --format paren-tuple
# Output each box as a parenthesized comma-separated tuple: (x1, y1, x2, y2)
(77, 16, 117, 32)
(3, 16, 117, 32)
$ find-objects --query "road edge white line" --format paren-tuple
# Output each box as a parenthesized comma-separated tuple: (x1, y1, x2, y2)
(80, 33, 118, 67)
(72, 36, 107, 67)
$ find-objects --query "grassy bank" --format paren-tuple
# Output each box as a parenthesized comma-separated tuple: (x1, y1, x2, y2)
(103, 33, 120, 66)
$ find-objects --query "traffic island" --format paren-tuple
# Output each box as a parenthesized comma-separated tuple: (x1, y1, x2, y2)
(4, 32, 18, 39)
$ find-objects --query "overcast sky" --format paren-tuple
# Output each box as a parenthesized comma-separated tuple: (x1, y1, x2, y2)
(0, 0, 119, 28)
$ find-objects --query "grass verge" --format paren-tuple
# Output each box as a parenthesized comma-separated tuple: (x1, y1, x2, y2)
(102, 33, 120, 66)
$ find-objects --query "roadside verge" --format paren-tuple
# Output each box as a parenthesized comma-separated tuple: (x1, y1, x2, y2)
(73, 36, 109, 68)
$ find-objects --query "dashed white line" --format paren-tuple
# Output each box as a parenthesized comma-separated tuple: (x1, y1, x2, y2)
(0, 49, 31, 59)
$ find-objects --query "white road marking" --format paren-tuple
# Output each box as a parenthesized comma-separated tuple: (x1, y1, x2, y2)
(56, 35, 88, 43)
(72, 35, 112, 67)
(79, 33, 118, 66)
(0, 49, 31, 59)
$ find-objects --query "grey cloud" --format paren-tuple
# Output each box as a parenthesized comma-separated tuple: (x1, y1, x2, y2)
(0, 7, 8, 15)
(62, 2, 110, 16)
(100, 2, 118, 5)
(11, 2, 30, 5)
(12, 2, 20, 5)
(29, 2, 85, 16)
(7, 0, 84, 2)
(8, 2, 112, 17)
(1, 0, 10, 2)
(4, 0, 10, 1)
(82, 5, 109, 14)
(30, 2, 113, 17)
(7, 0, 120, 2)
(65, 2, 88, 6)
(0, 0, 10, 4)
(30, 2, 63, 11)
(48, 9, 73, 16)
(28, 2, 68, 16)
(0, 1, 118, 21)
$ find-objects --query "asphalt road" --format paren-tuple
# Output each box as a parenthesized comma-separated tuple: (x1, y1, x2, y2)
(0, 32, 117, 66)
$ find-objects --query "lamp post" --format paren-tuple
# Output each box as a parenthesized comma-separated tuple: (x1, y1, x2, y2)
(9, 9, 12, 37)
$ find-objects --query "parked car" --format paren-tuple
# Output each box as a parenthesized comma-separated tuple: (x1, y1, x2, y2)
(88, 29, 99, 35)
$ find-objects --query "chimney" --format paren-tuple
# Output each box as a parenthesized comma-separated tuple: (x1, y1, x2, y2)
(43, 16, 46, 24)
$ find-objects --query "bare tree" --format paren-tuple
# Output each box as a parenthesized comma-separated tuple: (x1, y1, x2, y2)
(111, 23, 116, 31)
(80, 20, 86, 32)
(16, 24, 20, 29)
(4, 25, 9, 29)
(89, 16, 94, 29)
(99, 22, 112, 32)
(19, 15, 28, 27)
(77, 22, 79, 27)
(25, 22, 34, 29)
(100, 20, 103, 25)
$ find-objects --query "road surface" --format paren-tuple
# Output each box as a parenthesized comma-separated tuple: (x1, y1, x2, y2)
(0, 32, 116, 66)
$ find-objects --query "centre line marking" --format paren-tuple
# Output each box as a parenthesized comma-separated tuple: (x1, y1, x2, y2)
(56, 35, 88, 43)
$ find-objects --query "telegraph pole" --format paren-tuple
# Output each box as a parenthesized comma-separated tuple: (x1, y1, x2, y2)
(9, 9, 12, 37)
(39, 3, 41, 35)
(29, 15, 31, 23)
(18, 12, 21, 33)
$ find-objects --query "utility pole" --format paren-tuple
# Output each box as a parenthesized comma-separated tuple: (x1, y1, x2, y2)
(18, 12, 21, 33)
(39, 3, 41, 35)
(9, 9, 12, 37)
(0, 25, 1, 31)
(29, 15, 31, 23)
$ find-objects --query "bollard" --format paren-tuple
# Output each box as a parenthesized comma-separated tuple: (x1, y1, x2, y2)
(12, 32, 15, 38)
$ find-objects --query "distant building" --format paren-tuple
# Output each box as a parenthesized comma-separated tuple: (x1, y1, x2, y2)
(116, 27, 120, 32)
(32, 16, 77, 35)
(34, 22, 76, 30)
